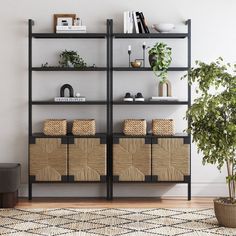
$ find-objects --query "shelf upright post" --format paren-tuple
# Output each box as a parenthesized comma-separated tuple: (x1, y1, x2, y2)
(28, 19, 33, 200)
(106, 19, 113, 200)
(187, 19, 192, 201)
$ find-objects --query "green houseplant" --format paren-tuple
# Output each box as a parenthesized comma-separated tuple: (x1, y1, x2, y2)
(59, 50, 87, 68)
(184, 58, 236, 227)
(148, 42, 172, 83)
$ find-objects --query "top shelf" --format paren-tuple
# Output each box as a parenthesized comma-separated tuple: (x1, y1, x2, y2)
(31, 33, 188, 39)
(31, 33, 107, 39)
(113, 33, 189, 39)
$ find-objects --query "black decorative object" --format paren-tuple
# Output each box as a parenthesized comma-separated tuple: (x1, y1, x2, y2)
(128, 45, 131, 67)
(142, 42, 146, 67)
(60, 84, 74, 97)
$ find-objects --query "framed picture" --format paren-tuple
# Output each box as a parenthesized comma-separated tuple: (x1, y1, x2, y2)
(54, 14, 76, 32)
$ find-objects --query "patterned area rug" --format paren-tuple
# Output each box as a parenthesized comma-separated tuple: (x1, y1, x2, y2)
(0, 208, 236, 236)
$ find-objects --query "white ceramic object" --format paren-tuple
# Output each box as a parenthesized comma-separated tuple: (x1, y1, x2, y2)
(152, 23, 175, 33)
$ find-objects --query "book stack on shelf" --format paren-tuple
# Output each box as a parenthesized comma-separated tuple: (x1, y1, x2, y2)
(56, 25, 86, 34)
(123, 11, 150, 34)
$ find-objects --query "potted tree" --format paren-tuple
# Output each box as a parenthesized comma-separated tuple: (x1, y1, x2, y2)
(185, 58, 236, 227)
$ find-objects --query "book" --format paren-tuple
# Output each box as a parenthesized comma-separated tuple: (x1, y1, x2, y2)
(123, 11, 128, 33)
(139, 12, 150, 33)
(128, 11, 134, 33)
(133, 11, 139, 33)
(56, 26, 86, 31)
(54, 97, 86, 102)
(136, 12, 143, 33)
(150, 96, 178, 101)
(57, 31, 86, 33)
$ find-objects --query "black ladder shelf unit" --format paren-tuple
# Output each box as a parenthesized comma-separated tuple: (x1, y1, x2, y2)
(28, 19, 191, 200)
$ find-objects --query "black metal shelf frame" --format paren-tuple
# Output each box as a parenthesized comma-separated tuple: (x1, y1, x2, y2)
(28, 19, 191, 201)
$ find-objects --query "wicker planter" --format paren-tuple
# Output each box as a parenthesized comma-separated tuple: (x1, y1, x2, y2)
(72, 119, 96, 136)
(214, 198, 236, 228)
(152, 119, 174, 136)
(123, 119, 147, 136)
(43, 119, 67, 136)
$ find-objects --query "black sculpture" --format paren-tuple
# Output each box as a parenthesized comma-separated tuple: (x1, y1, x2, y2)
(60, 84, 74, 97)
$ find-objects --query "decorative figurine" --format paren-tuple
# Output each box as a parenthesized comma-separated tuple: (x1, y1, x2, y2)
(60, 84, 74, 97)
(142, 42, 146, 67)
(128, 45, 131, 67)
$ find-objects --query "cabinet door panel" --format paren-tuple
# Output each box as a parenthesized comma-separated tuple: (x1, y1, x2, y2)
(113, 138, 151, 182)
(69, 138, 106, 181)
(152, 138, 190, 181)
(30, 138, 67, 181)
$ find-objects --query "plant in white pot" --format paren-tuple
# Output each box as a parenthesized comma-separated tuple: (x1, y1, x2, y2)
(184, 58, 236, 227)
(148, 42, 172, 96)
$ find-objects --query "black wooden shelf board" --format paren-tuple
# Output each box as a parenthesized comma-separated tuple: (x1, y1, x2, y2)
(32, 33, 107, 39)
(32, 67, 107, 71)
(31, 132, 107, 138)
(113, 101, 189, 105)
(113, 33, 188, 39)
(114, 181, 189, 184)
(113, 67, 188, 71)
(31, 181, 105, 184)
(112, 133, 189, 138)
(32, 101, 107, 105)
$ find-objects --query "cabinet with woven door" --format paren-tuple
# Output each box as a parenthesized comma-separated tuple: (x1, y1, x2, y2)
(113, 137, 151, 182)
(29, 137, 68, 182)
(152, 137, 190, 182)
(68, 136, 107, 182)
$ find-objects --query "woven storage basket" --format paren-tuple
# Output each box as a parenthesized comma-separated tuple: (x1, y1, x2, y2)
(152, 119, 174, 136)
(43, 119, 67, 136)
(123, 119, 147, 136)
(72, 119, 96, 136)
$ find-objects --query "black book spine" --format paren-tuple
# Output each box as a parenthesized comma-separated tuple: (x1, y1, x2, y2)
(136, 12, 143, 33)
(140, 12, 150, 33)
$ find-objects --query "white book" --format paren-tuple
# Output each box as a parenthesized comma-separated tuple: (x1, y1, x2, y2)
(129, 11, 134, 33)
(124, 11, 128, 33)
(150, 96, 178, 101)
(56, 26, 86, 31)
(126, 11, 130, 33)
(133, 11, 139, 33)
(57, 30, 86, 34)
(54, 97, 86, 102)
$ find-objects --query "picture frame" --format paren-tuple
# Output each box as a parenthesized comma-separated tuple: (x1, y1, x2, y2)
(53, 14, 76, 32)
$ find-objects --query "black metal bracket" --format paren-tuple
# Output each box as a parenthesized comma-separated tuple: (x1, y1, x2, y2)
(152, 175, 158, 182)
(100, 175, 107, 182)
(145, 175, 152, 182)
(61, 175, 68, 182)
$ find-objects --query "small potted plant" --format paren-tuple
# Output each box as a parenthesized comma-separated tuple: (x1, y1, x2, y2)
(184, 58, 236, 228)
(148, 42, 172, 83)
(59, 50, 87, 68)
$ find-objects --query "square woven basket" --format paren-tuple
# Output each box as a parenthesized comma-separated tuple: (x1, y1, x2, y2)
(43, 119, 67, 136)
(152, 119, 174, 136)
(123, 119, 147, 136)
(72, 119, 96, 136)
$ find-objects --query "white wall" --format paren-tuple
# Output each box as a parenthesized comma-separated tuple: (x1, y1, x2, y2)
(0, 0, 235, 198)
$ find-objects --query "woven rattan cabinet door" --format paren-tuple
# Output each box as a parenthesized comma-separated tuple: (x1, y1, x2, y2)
(113, 138, 151, 181)
(69, 138, 106, 181)
(152, 138, 190, 181)
(30, 138, 67, 181)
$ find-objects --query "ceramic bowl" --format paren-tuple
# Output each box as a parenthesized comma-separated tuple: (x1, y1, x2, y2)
(131, 60, 142, 68)
(152, 23, 175, 33)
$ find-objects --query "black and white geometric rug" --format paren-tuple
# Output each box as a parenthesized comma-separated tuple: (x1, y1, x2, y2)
(0, 208, 236, 236)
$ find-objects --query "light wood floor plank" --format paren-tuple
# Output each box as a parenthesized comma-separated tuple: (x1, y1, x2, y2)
(17, 197, 214, 208)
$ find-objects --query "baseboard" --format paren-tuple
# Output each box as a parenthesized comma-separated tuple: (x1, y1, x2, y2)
(19, 182, 228, 198)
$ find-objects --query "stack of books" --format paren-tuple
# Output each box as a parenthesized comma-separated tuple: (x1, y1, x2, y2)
(123, 11, 150, 34)
(56, 26, 87, 34)
(54, 97, 86, 102)
(150, 96, 179, 101)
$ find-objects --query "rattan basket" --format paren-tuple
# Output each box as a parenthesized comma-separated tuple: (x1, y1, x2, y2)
(152, 119, 174, 136)
(72, 119, 96, 136)
(123, 119, 147, 136)
(43, 119, 67, 136)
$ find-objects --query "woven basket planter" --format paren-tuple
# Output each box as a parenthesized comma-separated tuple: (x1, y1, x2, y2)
(72, 119, 96, 136)
(152, 119, 174, 136)
(214, 199, 236, 228)
(123, 119, 147, 136)
(43, 119, 67, 136)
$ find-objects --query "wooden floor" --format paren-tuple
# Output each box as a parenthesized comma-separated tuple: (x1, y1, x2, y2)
(17, 197, 214, 208)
